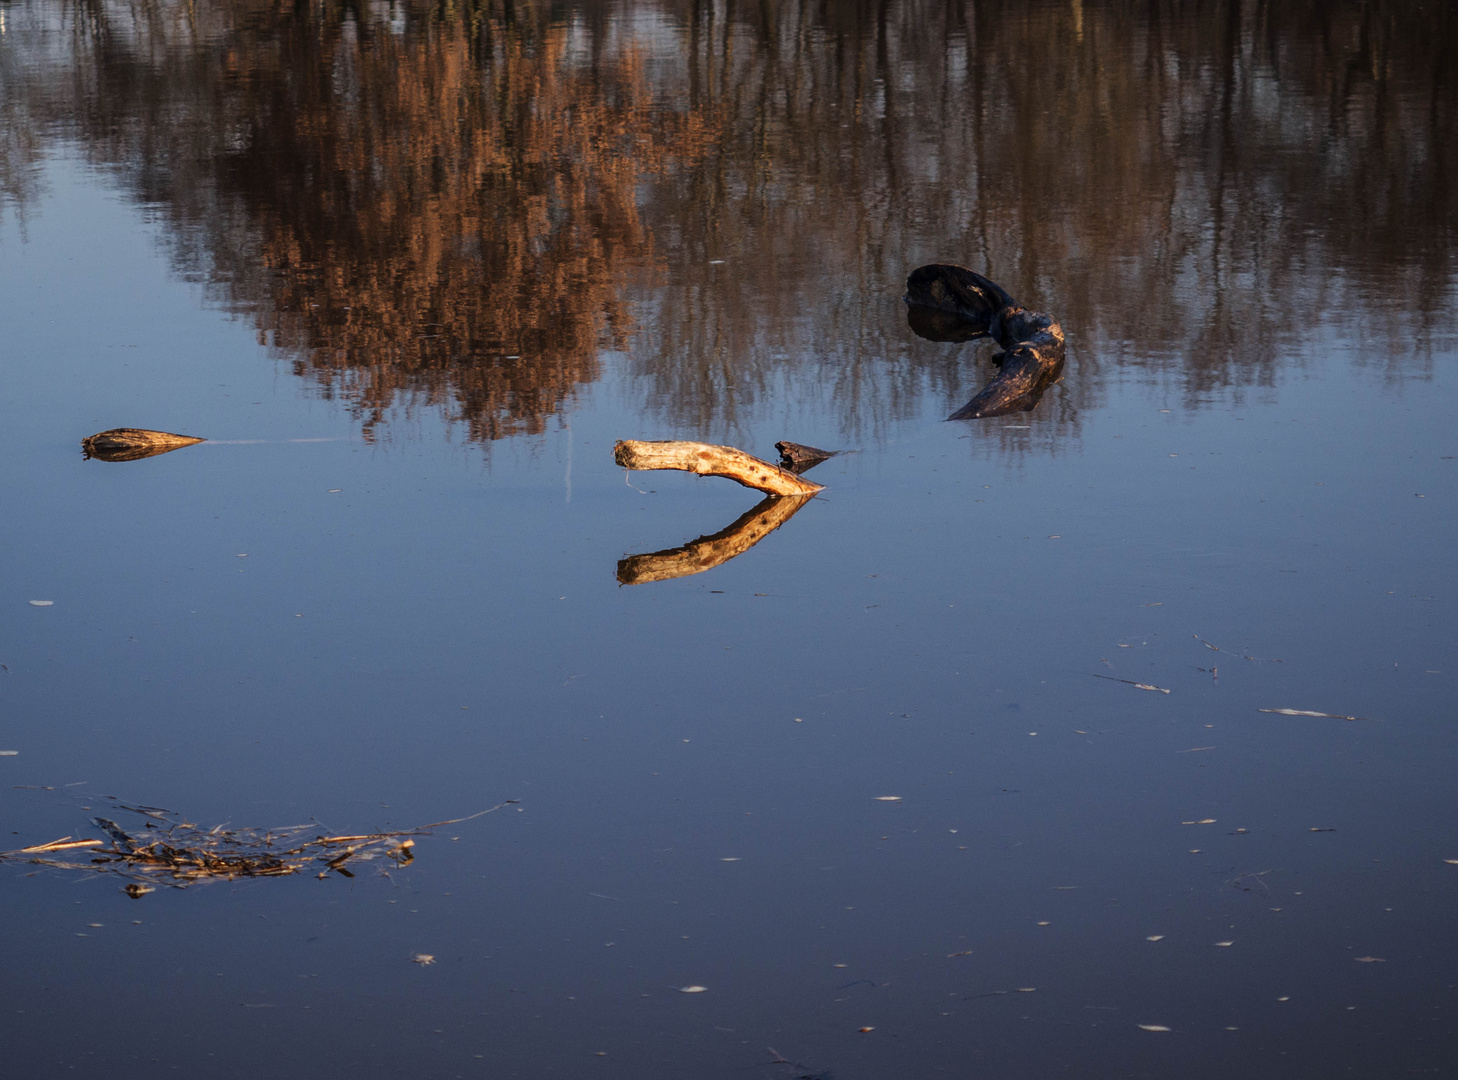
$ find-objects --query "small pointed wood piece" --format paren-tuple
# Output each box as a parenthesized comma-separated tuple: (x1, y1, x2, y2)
(614, 439, 824, 496)
(82, 428, 206, 462)
(774, 441, 837, 474)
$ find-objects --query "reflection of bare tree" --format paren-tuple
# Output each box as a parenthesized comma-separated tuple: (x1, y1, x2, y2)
(633, 0, 1457, 434)
(4, 1, 1454, 446)
(211, 11, 709, 441)
(5, 0, 708, 442)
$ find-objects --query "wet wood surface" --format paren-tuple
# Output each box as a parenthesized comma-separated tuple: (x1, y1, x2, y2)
(904, 264, 1066, 420)
(82, 428, 206, 462)
(614, 439, 824, 496)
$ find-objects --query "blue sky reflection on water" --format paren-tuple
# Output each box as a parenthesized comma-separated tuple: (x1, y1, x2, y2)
(2, 3, 1457, 1078)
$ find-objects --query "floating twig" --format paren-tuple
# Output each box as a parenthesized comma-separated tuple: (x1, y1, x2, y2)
(1090, 673, 1171, 694)
(1258, 708, 1372, 722)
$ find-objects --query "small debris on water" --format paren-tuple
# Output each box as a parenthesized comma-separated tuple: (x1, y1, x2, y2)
(411, 954, 435, 965)
(873, 796, 903, 801)
(1091, 674, 1171, 694)
(1259, 707, 1371, 722)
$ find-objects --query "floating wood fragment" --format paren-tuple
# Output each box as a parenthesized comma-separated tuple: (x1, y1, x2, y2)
(1091, 673, 1172, 694)
(1258, 708, 1372, 722)
(774, 441, 838, 474)
(15, 837, 104, 854)
(82, 428, 206, 462)
(617, 494, 813, 584)
(904, 264, 1066, 420)
(614, 439, 823, 496)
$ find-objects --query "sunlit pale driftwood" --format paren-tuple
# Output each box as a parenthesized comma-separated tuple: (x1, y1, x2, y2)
(82, 428, 206, 462)
(904, 264, 1066, 420)
(617, 494, 814, 584)
(614, 440, 824, 497)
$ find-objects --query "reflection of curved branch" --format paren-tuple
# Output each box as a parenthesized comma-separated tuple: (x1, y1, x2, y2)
(905, 264, 1066, 420)
(616, 494, 815, 585)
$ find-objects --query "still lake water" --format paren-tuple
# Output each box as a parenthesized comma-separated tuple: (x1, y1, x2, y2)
(2, 2, 1455, 1076)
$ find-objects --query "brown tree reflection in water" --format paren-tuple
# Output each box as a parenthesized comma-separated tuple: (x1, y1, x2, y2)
(3, 1, 1454, 445)
(212, 9, 711, 442)
(633, 0, 1456, 438)
(5, 0, 710, 442)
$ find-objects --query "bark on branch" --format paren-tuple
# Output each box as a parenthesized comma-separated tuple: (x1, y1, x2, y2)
(82, 428, 206, 462)
(613, 439, 824, 496)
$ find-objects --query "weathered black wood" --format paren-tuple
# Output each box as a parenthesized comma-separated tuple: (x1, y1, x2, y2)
(904, 265, 1066, 420)
(904, 263, 1015, 331)
(774, 441, 837, 474)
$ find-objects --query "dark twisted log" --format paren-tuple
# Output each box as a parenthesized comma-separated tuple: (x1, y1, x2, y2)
(904, 264, 1065, 420)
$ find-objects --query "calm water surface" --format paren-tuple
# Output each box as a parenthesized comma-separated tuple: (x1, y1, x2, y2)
(1, 2, 1455, 1076)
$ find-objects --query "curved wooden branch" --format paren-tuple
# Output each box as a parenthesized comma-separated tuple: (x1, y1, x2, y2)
(904, 264, 1066, 420)
(614, 440, 824, 496)
(82, 428, 206, 462)
(617, 494, 814, 584)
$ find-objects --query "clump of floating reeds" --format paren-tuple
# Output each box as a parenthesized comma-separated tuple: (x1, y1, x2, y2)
(0, 800, 513, 894)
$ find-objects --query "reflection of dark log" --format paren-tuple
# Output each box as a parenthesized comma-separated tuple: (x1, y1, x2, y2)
(774, 441, 837, 474)
(614, 440, 824, 496)
(904, 263, 1015, 332)
(904, 264, 1066, 420)
(905, 304, 989, 343)
(617, 494, 814, 584)
(82, 428, 206, 462)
